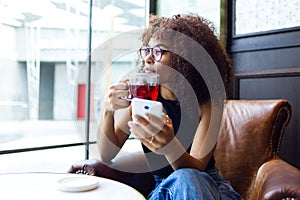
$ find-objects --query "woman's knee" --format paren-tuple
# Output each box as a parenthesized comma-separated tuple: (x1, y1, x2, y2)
(169, 168, 211, 182)
(153, 168, 220, 199)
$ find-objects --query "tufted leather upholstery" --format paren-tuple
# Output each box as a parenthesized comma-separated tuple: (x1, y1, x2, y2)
(68, 99, 300, 199)
(214, 99, 294, 198)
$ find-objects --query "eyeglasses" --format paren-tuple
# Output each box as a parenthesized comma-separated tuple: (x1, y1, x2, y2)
(139, 46, 170, 62)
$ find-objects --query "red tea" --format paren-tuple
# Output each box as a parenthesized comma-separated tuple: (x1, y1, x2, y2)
(130, 85, 159, 101)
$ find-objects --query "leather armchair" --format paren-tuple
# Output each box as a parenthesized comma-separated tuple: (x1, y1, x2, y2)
(68, 99, 300, 199)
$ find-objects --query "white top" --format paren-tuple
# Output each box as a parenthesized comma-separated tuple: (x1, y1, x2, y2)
(0, 173, 146, 200)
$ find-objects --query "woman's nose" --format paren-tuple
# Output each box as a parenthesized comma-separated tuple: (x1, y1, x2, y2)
(144, 53, 155, 64)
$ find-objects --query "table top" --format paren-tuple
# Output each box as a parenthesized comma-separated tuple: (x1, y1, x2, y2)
(0, 172, 146, 200)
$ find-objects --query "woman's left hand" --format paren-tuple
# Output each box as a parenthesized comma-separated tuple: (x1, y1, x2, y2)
(128, 113, 175, 154)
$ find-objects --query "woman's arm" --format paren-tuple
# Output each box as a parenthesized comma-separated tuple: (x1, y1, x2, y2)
(164, 139, 215, 172)
(97, 81, 132, 162)
(166, 100, 215, 171)
(97, 107, 131, 162)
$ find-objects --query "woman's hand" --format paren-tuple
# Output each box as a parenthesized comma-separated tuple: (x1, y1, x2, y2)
(103, 80, 130, 111)
(128, 113, 177, 154)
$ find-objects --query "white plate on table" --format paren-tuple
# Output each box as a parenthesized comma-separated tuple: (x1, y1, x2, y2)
(57, 175, 99, 192)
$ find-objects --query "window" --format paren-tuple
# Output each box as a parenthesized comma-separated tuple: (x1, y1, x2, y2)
(234, 0, 300, 35)
(0, 0, 147, 173)
(156, 0, 221, 36)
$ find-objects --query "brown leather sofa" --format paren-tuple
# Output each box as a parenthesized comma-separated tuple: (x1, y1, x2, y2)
(68, 99, 300, 199)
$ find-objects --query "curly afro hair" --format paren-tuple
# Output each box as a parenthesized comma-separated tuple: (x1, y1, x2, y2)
(141, 13, 233, 105)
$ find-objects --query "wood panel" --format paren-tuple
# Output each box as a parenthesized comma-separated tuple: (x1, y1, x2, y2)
(232, 47, 300, 73)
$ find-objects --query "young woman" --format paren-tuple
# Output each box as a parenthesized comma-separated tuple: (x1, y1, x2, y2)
(97, 14, 242, 199)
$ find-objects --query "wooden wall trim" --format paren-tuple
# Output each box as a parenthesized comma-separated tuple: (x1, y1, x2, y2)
(233, 26, 300, 39)
(234, 68, 300, 98)
(231, 30, 300, 53)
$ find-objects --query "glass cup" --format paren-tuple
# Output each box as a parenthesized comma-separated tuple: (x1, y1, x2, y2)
(129, 73, 159, 101)
(122, 73, 159, 101)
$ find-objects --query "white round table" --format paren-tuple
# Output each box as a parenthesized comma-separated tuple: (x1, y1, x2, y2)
(0, 172, 146, 200)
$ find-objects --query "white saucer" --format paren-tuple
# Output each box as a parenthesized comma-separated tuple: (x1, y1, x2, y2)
(57, 175, 99, 192)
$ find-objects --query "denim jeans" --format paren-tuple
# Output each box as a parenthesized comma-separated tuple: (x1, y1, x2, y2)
(147, 167, 244, 200)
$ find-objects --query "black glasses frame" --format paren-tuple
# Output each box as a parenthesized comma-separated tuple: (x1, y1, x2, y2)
(139, 46, 170, 62)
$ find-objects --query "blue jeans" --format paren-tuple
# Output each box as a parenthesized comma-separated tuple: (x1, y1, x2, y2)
(147, 167, 244, 200)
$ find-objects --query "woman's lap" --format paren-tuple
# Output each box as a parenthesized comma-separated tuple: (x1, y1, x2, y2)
(147, 167, 243, 200)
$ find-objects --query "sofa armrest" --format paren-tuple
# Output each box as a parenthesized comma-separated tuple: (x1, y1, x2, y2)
(248, 158, 300, 200)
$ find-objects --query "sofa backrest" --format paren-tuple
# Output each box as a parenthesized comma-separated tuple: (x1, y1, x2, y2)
(214, 99, 291, 198)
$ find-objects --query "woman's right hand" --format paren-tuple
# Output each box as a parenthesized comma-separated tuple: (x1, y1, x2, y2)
(104, 80, 131, 111)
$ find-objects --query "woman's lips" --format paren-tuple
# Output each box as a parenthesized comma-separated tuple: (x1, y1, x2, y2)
(144, 70, 155, 73)
(143, 67, 156, 73)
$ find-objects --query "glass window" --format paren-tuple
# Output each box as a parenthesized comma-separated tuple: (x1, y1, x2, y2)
(0, 0, 147, 173)
(156, 0, 221, 35)
(235, 0, 300, 35)
(1, 146, 86, 173)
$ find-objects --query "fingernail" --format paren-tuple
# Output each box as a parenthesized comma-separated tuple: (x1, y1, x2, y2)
(133, 116, 138, 123)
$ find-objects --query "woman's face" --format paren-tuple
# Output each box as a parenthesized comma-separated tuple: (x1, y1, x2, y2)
(142, 38, 174, 84)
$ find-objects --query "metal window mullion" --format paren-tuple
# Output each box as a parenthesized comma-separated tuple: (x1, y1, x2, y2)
(84, 0, 93, 160)
(0, 141, 97, 155)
